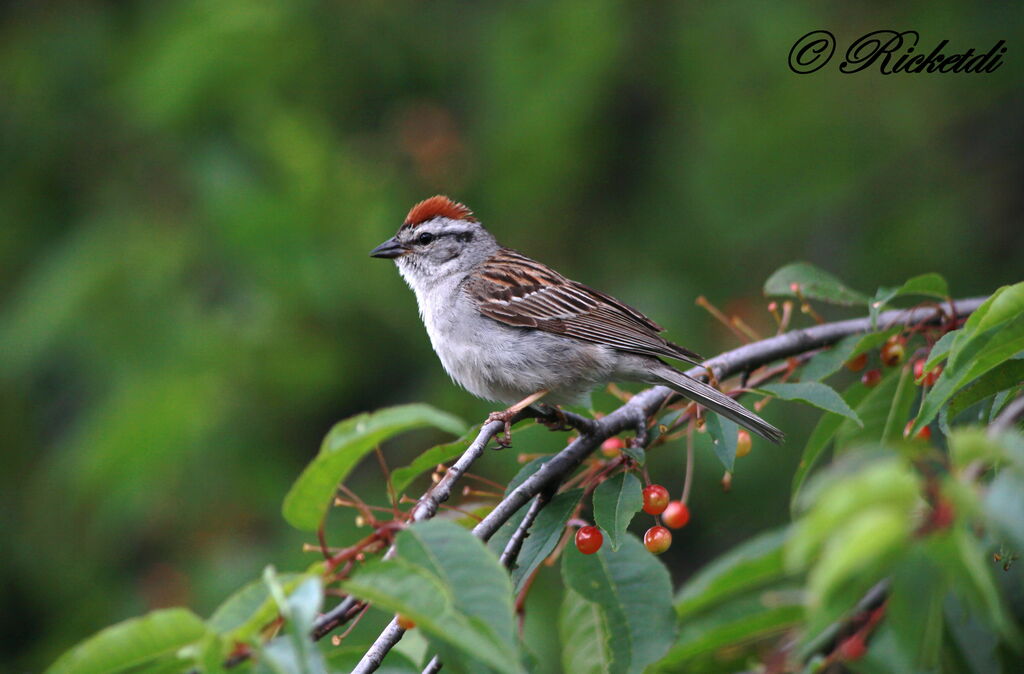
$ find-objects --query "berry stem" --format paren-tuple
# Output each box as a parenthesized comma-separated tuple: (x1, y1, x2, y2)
(682, 418, 695, 505)
(696, 295, 751, 344)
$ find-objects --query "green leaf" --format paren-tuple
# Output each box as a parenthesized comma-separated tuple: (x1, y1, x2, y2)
(675, 528, 789, 619)
(913, 313, 1024, 435)
(390, 429, 478, 496)
(943, 594, 1002, 674)
(658, 595, 803, 669)
(621, 444, 645, 465)
(895, 273, 949, 300)
(948, 428, 1012, 470)
(946, 359, 1024, 423)
(807, 507, 909, 609)
(559, 588, 613, 674)
(946, 528, 1024, 649)
(763, 262, 870, 306)
(790, 382, 872, 512)
(342, 521, 523, 674)
(984, 470, 1024, 550)
(505, 455, 553, 496)
(788, 457, 921, 566)
(884, 547, 947, 670)
(488, 489, 583, 592)
(705, 412, 739, 472)
(973, 281, 1024, 336)
(800, 334, 860, 382)
(260, 573, 327, 674)
(268, 573, 322, 633)
(946, 283, 1024, 374)
(869, 286, 900, 326)
(47, 608, 208, 674)
(804, 507, 910, 639)
(283, 404, 466, 531)
(925, 329, 959, 371)
(593, 472, 643, 551)
(509, 489, 582, 591)
(759, 382, 862, 426)
(208, 573, 305, 641)
(881, 365, 916, 443)
(801, 330, 903, 382)
(990, 386, 1024, 423)
(835, 370, 901, 448)
(562, 535, 676, 674)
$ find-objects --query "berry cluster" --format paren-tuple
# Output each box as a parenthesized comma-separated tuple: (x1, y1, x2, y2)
(850, 333, 943, 392)
(575, 480, 697, 556)
(573, 423, 762, 556)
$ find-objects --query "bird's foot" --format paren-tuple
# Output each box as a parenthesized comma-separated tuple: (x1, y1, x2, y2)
(536, 404, 570, 431)
(700, 364, 721, 390)
(485, 390, 550, 448)
(485, 409, 516, 448)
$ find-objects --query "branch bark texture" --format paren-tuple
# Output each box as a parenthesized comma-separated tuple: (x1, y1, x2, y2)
(350, 296, 986, 673)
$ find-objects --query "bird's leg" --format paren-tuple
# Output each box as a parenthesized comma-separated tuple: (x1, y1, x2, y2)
(699, 363, 722, 390)
(486, 390, 549, 447)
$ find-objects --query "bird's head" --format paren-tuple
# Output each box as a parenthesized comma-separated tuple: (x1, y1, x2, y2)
(370, 196, 498, 287)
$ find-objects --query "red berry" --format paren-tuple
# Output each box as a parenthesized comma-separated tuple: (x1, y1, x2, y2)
(845, 352, 868, 372)
(735, 429, 752, 458)
(904, 420, 931, 441)
(913, 359, 941, 386)
(838, 634, 867, 661)
(789, 282, 801, 293)
(601, 436, 624, 457)
(397, 614, 416, 630)
(861, 369, 882, 388)
(642, 484, 670, 515)
(662, 501, 690, 529)
(880, 337, 906, 367)
(931, 499, 955, 529)
(575, 525, 603, 555)
(644, 526, 672, 554)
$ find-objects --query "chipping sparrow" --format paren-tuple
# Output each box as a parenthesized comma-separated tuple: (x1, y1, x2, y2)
(371, 196, 783, 444)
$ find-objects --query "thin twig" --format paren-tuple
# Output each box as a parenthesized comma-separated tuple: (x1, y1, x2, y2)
(499, 493, 550, 568)
(311, 596, 362, 640)
(682, 419, 695, 504)
(989, 393, 1024, 437)
(346, 297, 988, 673)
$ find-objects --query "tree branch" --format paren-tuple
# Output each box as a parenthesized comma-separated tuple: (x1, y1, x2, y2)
(348, 296, 986, 672)
(499, 493, 550, 568)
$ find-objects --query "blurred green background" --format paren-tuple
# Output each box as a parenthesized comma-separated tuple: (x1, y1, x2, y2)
(1, 1, 1021, 669)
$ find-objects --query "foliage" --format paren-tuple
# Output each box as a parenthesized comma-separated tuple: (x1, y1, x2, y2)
(282, 404, 466, 532)
(45, 265, 1024, 673)
(2, 3, 1020, 670)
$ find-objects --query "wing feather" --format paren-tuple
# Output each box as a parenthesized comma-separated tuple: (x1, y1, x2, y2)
(464, 249, 703, 364)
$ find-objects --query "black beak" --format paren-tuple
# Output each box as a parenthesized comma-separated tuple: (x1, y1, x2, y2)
(369, 237, 407, 259)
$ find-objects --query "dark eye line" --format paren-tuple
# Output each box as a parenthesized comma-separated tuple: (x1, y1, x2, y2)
(413, 231, 472, 246)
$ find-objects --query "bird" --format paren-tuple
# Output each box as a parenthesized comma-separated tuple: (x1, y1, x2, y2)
(370, 195, 783, 445)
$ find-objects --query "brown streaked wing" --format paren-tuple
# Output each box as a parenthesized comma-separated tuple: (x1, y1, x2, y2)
(465, 249, 703, 364)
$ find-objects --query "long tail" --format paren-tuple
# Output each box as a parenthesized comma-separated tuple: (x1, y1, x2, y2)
(647, 361, 784, 444)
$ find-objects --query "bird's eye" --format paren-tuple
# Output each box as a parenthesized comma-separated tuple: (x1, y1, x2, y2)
(456, 232, 472, 243)
(416, 232, 435, 245)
